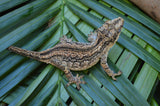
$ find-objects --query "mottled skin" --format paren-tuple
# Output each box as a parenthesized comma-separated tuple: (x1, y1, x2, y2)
(8, 17, 124, 89)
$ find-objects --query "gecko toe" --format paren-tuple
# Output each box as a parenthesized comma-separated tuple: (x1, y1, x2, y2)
(112, 76, 117, 81)
(66, 74, 86, 90)
(111, 70, 122, 80)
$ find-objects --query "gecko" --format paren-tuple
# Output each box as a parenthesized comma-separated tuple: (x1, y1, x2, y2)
(8, 17, 124, 89)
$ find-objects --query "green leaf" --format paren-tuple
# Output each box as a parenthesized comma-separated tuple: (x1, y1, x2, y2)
(65, 18, 88, 42)
(0, 5, 60, 52)
(62, 79, 92, 106)
(78, 0, 160, 52)
(0, 0, 29, 12)
(0, 0, 159, 105)
(102, 0, 160, 35)
(118, 33, 160, 72)
(0, 60, 41, 97)
(0, 22, 59, 79)
(11, 65, 55, 106)
(0, 0, 57, 36)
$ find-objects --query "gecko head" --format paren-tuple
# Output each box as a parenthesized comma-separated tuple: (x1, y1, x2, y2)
(98, 17, 124, 47)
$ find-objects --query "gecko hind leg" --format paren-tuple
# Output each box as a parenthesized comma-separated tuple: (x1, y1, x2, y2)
(64, 67, 86, 89)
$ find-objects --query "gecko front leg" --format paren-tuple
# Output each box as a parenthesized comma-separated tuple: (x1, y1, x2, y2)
(60, 35, 72, 43)
(64, 67, 86, 89)
(100, 54, 122, 80)
(88, 31, 97, 43)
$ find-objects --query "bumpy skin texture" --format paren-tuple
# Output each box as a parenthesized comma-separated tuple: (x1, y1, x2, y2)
(8, 17, 124, 89)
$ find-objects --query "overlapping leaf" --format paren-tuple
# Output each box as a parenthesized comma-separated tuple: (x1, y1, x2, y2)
(0, 0, 159, 105)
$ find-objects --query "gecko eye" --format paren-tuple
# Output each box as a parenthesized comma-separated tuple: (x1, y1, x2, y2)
(118, 28, 121, 33)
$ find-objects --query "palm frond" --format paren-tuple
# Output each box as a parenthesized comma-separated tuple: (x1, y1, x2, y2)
(0, 0, 159, 105)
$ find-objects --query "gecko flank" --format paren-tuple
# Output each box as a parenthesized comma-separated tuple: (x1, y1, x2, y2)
(8, 17, 124, 89)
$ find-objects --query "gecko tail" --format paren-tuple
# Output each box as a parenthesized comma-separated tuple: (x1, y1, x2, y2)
(7, 46, 41, 61)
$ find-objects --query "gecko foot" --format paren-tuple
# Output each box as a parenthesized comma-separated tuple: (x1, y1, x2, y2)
(111, 70, 122, 80)
(66, 74, 86, 90)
